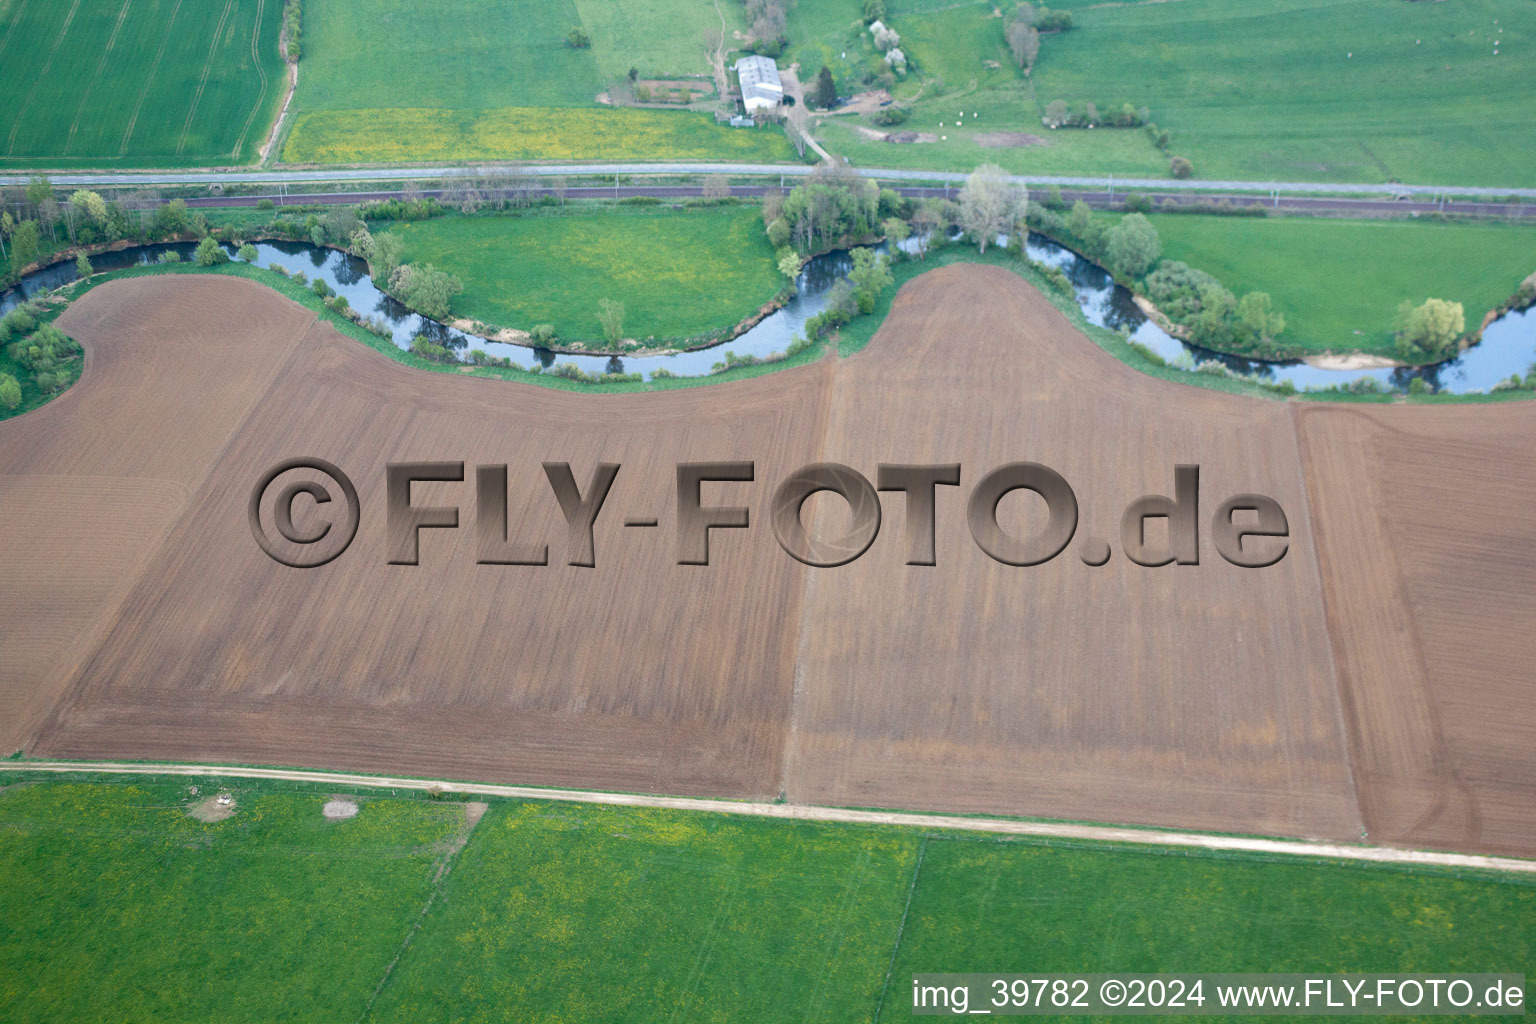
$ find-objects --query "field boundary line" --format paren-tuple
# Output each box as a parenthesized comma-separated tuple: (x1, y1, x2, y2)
(176, 0, 236, 156)
(119, 0, 184, 157)
(4, 0, 84, 156)
(64, 0, 135, 156)
(873, 835, 927, 1024)
(6, 760, 1535, 875)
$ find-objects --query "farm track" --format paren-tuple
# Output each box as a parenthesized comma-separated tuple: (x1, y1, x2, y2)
(5, 760, 1534, 877)
(2, 270, 1530, 857)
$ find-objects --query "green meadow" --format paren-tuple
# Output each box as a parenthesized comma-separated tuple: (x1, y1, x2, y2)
(297, 0, 602, 109)
(0, 0, 287, 167)
(572, 0, 747, 80)
(1142, 215, 1536, 356)
(0, 775, 1530, 1022)
(286, 0, 794, 166)
(385, 206, 784, 344)
(1030, 0, 1536, 185)
(800, 0, 1170, 177)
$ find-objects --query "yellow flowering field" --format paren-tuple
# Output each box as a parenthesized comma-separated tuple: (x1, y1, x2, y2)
(282, 106, 798, 165)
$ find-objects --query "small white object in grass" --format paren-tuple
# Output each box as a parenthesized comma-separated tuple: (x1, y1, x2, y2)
(941, 135, 947, 140)
(1347, 52, 1352, 57)
(323, 798, 359, 820)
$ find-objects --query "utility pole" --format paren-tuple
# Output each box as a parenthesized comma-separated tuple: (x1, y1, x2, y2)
(1108, 174, 1114, 203)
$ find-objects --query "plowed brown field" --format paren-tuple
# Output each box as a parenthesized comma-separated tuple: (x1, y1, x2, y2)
(4, 270, 1532, 856)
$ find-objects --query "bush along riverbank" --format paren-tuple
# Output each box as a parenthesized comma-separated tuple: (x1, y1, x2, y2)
(7, 174, 1532, 405)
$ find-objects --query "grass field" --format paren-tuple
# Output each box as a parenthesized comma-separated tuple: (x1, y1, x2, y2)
(288, 0, 792, 165)
(888, 837, 1536, 1005)
(1030, 0, 1536, 185)
(0, 779, 467, 1021)
(0, 776, 1530, 1021)
(282, 106, 797, 165)
(0, 0, 287, 167)
(1141, 215, 1536, 356)
(386, 206, 783, 343)
(572, 0, 745, 80)
(817, 110, 1170, 177)
(298, 0, 601, 109)
(805, 0, 1169, 177)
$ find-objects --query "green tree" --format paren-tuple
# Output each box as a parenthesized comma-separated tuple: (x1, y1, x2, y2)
(194, 237, 227, 266)
(390, 263, 462, 320)
(75, 253, 92, 277)
(1235, 291, 1284, 346)
(69, 190, 108, 226)
(1394, 298, 1464, 364)
(881, 216, 910, 250)
(0, 372, 20, 411)
(25, 176, 52, 214)
(237, 243, 259, 263)
(1190, 283, 1237, 349)
(10, 220, 40, 271)
(370, 232, 406, 281)
(863, 0, 885, 23)
(1104, 213, 1161, 279)
(777, 248, 802, 281)
(1044, 99, 1069, 126)
(1068, 200, 1092, 238)
(1007, 20, 1040, 71)
(529, 323, 557, 346)
(766, 217, 791, 248)
(567, 25, 590, 48)
(812, 65, 837, 109)
(1169, 156, 1194, 179)
(958, 163, 1027, 254)
(847, 247, 893, 314)
(597, 298, 625, 345)
(155, 199, 191, 236)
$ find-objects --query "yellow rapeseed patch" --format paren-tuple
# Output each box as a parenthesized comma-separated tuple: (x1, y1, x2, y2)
(282, 107, 798, 164)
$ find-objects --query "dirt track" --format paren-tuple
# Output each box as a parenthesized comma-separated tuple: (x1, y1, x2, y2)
(3, 270, 1532, 856)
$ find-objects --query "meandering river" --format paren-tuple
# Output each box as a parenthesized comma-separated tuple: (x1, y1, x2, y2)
(5, 234, 1532, 394)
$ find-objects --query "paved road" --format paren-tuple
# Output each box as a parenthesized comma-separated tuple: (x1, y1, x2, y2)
(4, 161, 1535, 199)
(182, 183, 1536, 220)
(9, 760, 1535, 875)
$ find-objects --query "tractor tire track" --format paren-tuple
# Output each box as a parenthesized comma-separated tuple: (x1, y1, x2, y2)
(119, 0, 184, 157)
(5, 0, 84, 156)
(64, 0, 135, 156)
(174, 0, 235, 156)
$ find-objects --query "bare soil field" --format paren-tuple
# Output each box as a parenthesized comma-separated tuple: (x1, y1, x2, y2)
(1296, 404, 1536, 857)
(6, 270, 1533, 855)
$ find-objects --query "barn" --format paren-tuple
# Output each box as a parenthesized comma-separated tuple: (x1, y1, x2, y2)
(734, 55, 783, 113)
